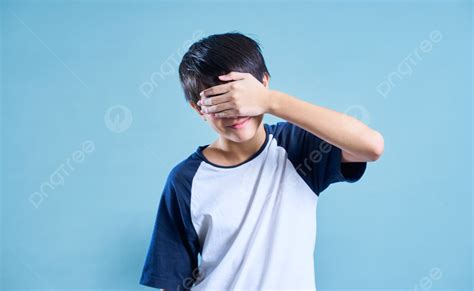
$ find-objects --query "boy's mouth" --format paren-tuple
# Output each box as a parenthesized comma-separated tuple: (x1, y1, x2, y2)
(227, 117, 251, 129)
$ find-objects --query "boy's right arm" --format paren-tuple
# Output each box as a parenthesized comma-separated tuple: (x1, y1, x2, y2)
(140, 170, 201, 289)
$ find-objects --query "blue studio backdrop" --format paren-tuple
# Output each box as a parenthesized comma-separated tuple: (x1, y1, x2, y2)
(1, 0, 472, 290)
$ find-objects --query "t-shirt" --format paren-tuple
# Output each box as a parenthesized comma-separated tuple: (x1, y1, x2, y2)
(140, 121, 367, 290)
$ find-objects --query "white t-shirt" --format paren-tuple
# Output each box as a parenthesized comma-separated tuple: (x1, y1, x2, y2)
(140, 121, 367, 290)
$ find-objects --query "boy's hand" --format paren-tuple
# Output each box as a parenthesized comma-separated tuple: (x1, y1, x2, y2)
(197, 72, 271, 118)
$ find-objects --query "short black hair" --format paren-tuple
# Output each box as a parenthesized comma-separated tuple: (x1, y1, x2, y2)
(179, 32, 270, 104)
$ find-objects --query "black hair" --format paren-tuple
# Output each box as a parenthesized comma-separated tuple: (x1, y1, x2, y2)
(179, 32, 270, 105)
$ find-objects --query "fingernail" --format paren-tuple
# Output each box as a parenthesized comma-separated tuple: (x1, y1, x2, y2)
(199, 91, 204, 97)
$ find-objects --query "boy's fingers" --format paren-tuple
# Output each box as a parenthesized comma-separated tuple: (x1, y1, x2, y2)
(214, 109, 239, 118)
(219, 72, 247, 81)
(200, 92, 232, 106)
(201, 101, 234, 114)
(201, 71, 248, 97)
(200, 82, 232, 98)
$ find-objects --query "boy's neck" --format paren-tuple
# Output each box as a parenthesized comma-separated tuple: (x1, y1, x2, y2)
(205, 123, 266, 166)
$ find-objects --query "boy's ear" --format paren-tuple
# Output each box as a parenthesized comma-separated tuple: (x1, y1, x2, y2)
(189, 101, 206, 120)
(189, 100, 200, 114)
(262, 73, 270, 88)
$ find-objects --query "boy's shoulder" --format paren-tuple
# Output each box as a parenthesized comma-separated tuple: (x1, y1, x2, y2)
(164, 152, 202, 191)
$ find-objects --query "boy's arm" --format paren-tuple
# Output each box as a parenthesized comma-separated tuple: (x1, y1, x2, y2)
(198, 72, 384, 163)
(266, 90, 384, 162)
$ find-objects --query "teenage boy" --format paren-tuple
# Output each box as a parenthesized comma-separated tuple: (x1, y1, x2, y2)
(140, 32, 384, 291)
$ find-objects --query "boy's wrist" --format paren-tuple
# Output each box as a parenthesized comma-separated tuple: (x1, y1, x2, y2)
(266, 89, 287, 117)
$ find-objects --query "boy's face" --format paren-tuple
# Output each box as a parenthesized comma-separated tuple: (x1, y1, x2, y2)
(190, 75, 269, 143)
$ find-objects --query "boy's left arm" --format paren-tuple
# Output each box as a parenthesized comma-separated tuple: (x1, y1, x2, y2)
(267, 90, 384, 162)
(198, 72, 384, 163)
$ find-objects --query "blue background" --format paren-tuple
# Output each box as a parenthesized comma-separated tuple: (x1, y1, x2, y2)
(1, 0, 472, 290)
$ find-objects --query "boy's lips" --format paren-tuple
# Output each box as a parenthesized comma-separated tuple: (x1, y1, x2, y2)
(227, 117, 251, 129)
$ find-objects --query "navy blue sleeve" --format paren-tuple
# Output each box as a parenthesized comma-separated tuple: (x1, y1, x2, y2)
(140, 169, 201, 290)
(268, 121, 367, 195)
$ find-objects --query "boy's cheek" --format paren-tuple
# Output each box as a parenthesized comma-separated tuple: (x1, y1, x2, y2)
(208, 115, 229, 129)
(206, 113, 221, 125)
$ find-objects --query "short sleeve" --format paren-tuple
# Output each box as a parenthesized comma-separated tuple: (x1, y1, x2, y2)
(140, 171, 201, 290)
(268, 121, 367, 195)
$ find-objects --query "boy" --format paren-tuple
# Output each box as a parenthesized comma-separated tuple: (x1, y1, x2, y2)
(140, 32, 384, 290)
